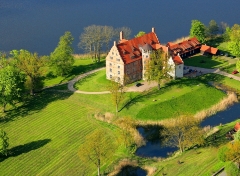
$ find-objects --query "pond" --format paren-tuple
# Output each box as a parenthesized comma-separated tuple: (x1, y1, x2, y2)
(136, 103, 240, 158)
(116, 166, 147, 176)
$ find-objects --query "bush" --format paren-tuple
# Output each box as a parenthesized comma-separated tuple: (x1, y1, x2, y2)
(218, 146, 228, 162)
(225, 161, 240, 176)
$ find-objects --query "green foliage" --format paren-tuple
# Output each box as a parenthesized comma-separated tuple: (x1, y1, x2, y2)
(237, 59, 240, 72)
(0, 129, 9, 156)
(135, 31, 146, 38)
(225, 161, 240, 176)
(223, 27, 231, 42)
(11, 49, 44, 95)
(145, 49, 171, 90)
(206, 20, 219, 37)
(190, 20, 206, 43)
(234, 130, 240, 141)
(0, 57, 25, 112)
(50, 31, 74, 76)
(228, 24, 240, 56)
(218, 146, 228, 162)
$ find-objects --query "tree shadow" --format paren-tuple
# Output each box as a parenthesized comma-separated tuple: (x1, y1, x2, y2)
(0, 90, 73, 123)
(206, 36, 224, 48)
(0, 139, 51, 162)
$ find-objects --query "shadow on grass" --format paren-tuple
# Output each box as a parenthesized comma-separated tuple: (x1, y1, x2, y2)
(0, 139, 51, 162)
(0, 90, 73, 123)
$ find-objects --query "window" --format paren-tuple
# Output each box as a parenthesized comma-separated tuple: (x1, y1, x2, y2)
(118, 65, 120, 69)
(118, 77, 120, 81)
(117, 58, 120, 61)
(110, 68, 112, 72)
(110, 75, 112, 78)
(146, 55, 148, 58)
(109, 63, 112, 66)
(179, 66, 181, 69)
(110, 56, 113, 59)
(118, 71, 120, 74)
(112, 52, 114, 55)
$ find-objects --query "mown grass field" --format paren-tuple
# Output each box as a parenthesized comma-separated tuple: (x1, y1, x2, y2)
(0, 92, 126, 175)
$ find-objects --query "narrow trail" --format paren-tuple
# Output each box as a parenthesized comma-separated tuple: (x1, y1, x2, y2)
(66, 66, 240, 95)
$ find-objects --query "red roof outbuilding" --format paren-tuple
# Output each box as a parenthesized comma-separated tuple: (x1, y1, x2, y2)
(200, 45, 218, 55)
(234, 122, 240, 131)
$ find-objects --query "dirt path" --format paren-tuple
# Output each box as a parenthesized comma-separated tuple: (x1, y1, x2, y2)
(67, 66, 240, 94)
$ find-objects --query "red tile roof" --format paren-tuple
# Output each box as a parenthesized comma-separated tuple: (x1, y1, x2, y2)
(235, 122, 240, 131)
(173, 55, 183, 65)
(166, 37, 201, 55)
(117, 32, 161, 64)
(200, 45, 218, 55)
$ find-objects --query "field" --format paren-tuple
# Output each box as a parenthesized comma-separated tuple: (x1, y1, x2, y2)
(184, 55, 228, 69)
(0, 91, 127, 175)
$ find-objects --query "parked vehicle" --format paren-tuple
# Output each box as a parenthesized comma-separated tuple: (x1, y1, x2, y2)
(232, 70, 239, 74)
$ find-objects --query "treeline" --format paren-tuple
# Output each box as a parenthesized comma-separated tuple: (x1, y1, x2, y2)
(78, 25, 131, 62)
(0, 31, 74, 112)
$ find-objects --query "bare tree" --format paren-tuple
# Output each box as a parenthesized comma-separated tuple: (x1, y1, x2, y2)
(219, 21, 229, 34)
(102, 26, 115, 51)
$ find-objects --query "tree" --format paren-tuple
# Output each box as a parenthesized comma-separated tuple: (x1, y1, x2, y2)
(102, 26, 115, 51)
(115, 27, 132, 40)
(190, 20, 206, 43)
(225, 161, 240, 176)
(236, 59, 240, 72)
(11, 49, 44, 95)
(161, 115, 204, 153)
(223, 26, 231, 42)
(78, 129, 114, 176)
(206, 20, 219, 37)
(233, 130, 240, 141)
(0, 57, 25, 112)
(107, 78, 125, 117)
(226, 141, 240, 164)
(228, 24, 240, 57)
(0, 129, 9, 156)
(135, 31, 146, 38)
(145, 49, 172, 90)
(50, 31, 74, 76)
(219, 21, 229, 34)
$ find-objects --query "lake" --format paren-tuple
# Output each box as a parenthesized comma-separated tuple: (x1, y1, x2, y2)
(1, 1, 240, 55)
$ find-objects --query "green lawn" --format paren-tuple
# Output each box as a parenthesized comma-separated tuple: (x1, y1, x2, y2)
(184, 55, 228, 69)
(43, 58, 105, 88)
(74, 69, 110, 92)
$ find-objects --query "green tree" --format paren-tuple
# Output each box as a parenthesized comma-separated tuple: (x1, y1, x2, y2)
(190, 20, 206, 43)
(162, 115, 204, 153)
(206, 20, 219, 37)
(0, 57, 25, 112)
(225, 161, 240, 176)
(236, 59, 240, 72)
(78, 129, 114, 176)
(50, 31, 74, 76)
(11, 49, 44, 95)
(233, 130, 240, 141)
(0, 129, 9, 156)
(135, 31, 146, 38)
(107, 78, 125, 117)
(223, 27, 231, 42)
(145, 49, 172, 90)
(228, 24, 240, 56)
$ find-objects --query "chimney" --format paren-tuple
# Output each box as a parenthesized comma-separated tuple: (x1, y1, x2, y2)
(152, 27, 155, 33)
(114, 41, 116, 46)
(120, 31, 124, 40)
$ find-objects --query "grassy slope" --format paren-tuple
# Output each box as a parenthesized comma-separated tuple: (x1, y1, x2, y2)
(74, 69, 110, 92)
(184, 55, 228, 69)
(0, 92, 124, 175)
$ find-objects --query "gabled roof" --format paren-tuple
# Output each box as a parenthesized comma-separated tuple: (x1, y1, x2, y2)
(117, 32, 161, 64)
(235, 122, 240, 131)
(166, 37, 201, 55)
(173, 55, 184, 65)
(200, 45, 218, 55)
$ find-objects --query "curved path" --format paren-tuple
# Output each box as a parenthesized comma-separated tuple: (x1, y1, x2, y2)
(67, 66, 240, 94)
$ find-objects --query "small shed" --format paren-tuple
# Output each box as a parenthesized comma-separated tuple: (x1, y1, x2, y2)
(200, 45, 219, 56)
(234, 122, 240, 132)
